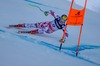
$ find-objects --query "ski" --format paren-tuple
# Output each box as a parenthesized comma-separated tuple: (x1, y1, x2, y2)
(6, 25, 21, 29)
(18, 29, 38, 34)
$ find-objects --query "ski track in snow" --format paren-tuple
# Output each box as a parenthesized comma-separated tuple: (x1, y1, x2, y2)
(24, 0, 66, 11)
(0, 28, 100, 66)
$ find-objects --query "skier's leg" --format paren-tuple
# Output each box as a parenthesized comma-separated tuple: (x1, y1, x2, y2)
(18, 28, 44, 34)
(24, 23, 41, 28)
(18, 29, 38, 34)
(9, 22, 41, 28)
(30, 28, 45, 34)
(30, 27, 45, 34)
(30, 29, 38, 34)
(22, 22, 49, 28)
(9, 22, 48, 28)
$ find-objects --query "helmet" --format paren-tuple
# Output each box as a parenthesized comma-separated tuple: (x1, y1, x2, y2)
(59, 14, 67, 25)
(61, 14, 67, 21)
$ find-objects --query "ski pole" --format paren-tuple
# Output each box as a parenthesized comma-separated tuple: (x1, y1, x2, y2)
(28, 4, 50, 16)
(59, 25, 67, 50)
(28, 4, 44, 12)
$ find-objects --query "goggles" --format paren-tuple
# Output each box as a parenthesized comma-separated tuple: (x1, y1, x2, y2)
(62, 15, 67, 21)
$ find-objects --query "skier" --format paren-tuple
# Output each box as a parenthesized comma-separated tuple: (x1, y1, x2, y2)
(9, 10, 68, 40)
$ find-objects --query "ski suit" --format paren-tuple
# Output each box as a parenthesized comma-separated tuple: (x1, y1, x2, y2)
(9, 10, 68, 37)
(23, 16, 65, 34)
(22, 10, 66, 34)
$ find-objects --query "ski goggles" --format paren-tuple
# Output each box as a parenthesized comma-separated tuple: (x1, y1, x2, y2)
(62, 15, 67, 21)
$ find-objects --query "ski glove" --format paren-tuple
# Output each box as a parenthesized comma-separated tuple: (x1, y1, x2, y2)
(65, 32, 68, 37)
(44, 10, 56, 18)
(44, 11, 49, 16)
(59, 38, 66, 43)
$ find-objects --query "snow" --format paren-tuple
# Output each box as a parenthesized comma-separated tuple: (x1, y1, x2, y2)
(68, 0, 100, 13)
(0, 0, 100, 66)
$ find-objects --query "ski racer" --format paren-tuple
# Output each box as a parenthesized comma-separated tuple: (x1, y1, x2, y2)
(9, 10, 68, 39)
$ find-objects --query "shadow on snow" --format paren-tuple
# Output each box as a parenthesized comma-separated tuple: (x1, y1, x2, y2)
(0, 28, 100, 66)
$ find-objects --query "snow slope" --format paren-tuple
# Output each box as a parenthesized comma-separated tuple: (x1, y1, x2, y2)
(68, 0, 100, 13)
(0, 0, 100, 66)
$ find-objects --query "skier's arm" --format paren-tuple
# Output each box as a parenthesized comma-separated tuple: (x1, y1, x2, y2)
(62, 27, 68, 38)
(59, 27, 68, 43)
(49, 10, 56, 18)
(44, 10, 58, 18)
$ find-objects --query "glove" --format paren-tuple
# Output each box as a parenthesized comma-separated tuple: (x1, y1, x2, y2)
(59, 38, 65, 43)
(44, 11, 49, 16)
(65, 32, 68, 37)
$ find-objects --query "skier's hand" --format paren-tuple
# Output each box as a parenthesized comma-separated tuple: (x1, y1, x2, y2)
(44, 11, 49, 16)
(59, 38, 65, 43)
(65, 32, 68, 37)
